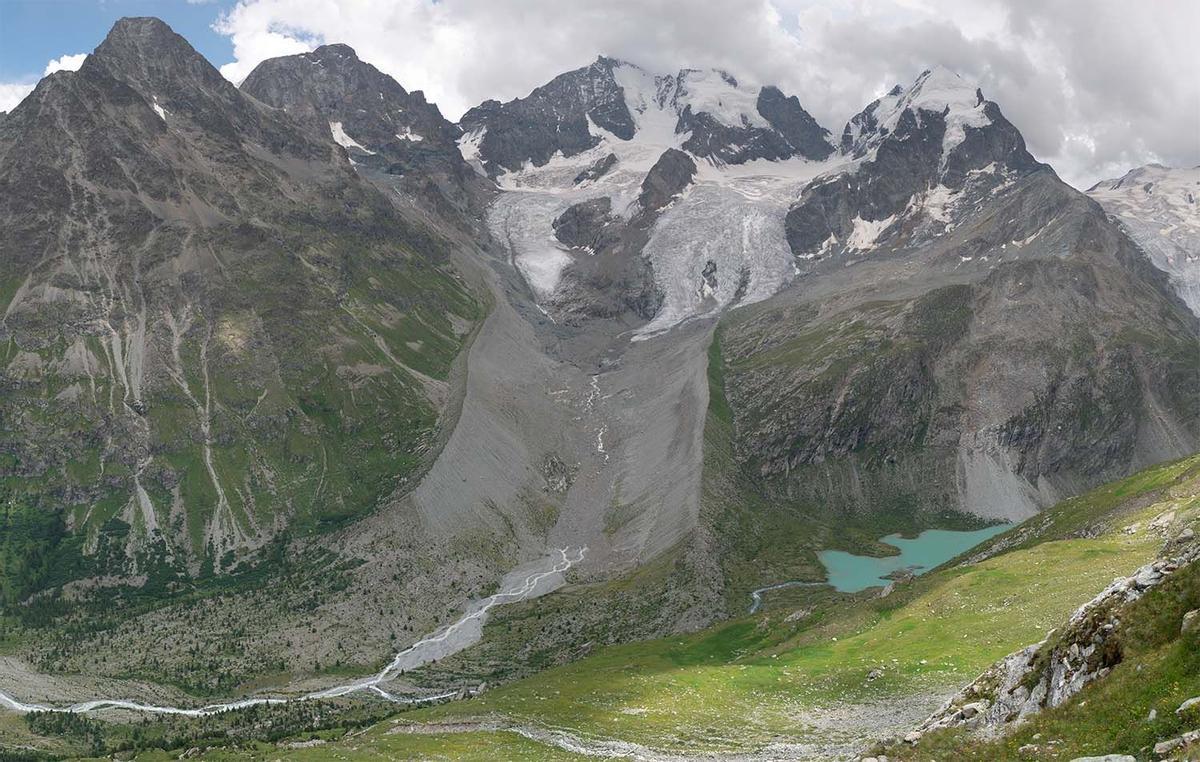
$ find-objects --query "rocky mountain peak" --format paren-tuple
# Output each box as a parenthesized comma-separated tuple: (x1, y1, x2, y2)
(787, 65, 1043, 263)
(0, 15, 481, 583)
(86, 16, 230, 98)
(459, 57, 833, 176)
(841, 66, 987, 158)
(64, 15, 324, 159)
(310, 42, 360, 61)
(241, 43, 480, 210)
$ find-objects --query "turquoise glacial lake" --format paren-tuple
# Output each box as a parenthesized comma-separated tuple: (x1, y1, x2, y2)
(818, 524, 1012, 593)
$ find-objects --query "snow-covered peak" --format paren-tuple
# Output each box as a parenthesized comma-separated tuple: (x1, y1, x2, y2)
(460, 56, 832, 176)
(1089, 163, 1200, 198)
(674, 68, 769, 130)
(843, 66, 990, 158)
(607, 61, 771, 133)
(904, 66, 984, 117)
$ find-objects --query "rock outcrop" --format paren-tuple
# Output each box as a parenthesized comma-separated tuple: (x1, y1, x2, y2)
(917, 527, 1199, 737)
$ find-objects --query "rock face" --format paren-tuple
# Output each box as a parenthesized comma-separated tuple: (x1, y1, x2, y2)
(1087, 164, 1200, 315)
(637, 147, 697, 212)
(459, 56, 833, 176)
(548, 148, 697, 322)
(458, 56, 635, 176)
(240, 44, 489, 214)
(552, 196, 619, 251)
(717, 68, 1199, 524)
(918, 532, 1200, 736)
(786, 67, 1040, 261)
(574, 152, 618, 185)
(0, 18, 478, 592)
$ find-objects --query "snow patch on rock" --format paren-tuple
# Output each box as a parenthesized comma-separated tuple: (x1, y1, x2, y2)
(329, 121, 374, 154)
(846, 214, 895, 251)
(456, 126, 487, 175)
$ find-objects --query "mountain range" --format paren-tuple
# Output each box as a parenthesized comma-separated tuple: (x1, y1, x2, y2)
(0, 16, 1196, 760)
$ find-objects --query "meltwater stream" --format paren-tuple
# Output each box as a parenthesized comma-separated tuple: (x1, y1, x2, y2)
(0, 547, 586, 716)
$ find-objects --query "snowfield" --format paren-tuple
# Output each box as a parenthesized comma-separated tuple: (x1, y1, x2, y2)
(1088, 164, 1200, 315)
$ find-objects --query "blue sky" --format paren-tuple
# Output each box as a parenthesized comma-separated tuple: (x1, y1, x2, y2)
(0, 0, 235, 83)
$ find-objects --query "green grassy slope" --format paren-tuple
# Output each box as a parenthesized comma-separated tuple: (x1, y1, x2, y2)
(69, 452, 1189, 761)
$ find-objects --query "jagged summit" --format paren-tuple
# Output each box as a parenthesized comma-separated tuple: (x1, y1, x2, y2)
(310, 42, 359, 59)
(458, 56, 833, 176)
(240, 42, 482, 209)
(86, 16, 226, 92)
(32, 14, 337, 163)
(842, 66, 990, 158)
(94, 15, 183, 52)
(786, 65, 1044, 263)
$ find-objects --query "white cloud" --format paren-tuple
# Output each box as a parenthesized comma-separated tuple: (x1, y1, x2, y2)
(0, 83, 35, 113)
(43, 53, 87, 76)
(1, 52, 88, 113)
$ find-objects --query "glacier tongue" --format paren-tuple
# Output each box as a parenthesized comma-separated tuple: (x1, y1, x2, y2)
(484, 115, 832, 335)
(477, 58, 844, 336)
(635, 160, 827, 338)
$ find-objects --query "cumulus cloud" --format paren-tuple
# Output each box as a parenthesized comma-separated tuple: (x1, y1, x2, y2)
(0, 83, 35, 113)
(43, 53, 87, 76)
(0, 52, 88, 114)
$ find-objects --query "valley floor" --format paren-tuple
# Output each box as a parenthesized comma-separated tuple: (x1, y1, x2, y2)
(7, 455, 1195, 760)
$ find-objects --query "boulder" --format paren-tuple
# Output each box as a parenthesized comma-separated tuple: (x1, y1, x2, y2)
(1182, 609, 1200, 637)
(960, 701, 987, 719)
(1154, 736, 1184, 756)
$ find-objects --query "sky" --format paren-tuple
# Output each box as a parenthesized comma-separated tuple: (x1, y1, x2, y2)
(0, 0, 1196, 189)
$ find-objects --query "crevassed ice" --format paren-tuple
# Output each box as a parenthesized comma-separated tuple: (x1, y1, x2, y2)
(635, 185, 786, 337)
(1088, 164, 1200, 315)
(480, 65, 835, 337)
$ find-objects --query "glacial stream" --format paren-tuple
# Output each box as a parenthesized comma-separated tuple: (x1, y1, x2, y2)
(0, 547, 586, 716)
